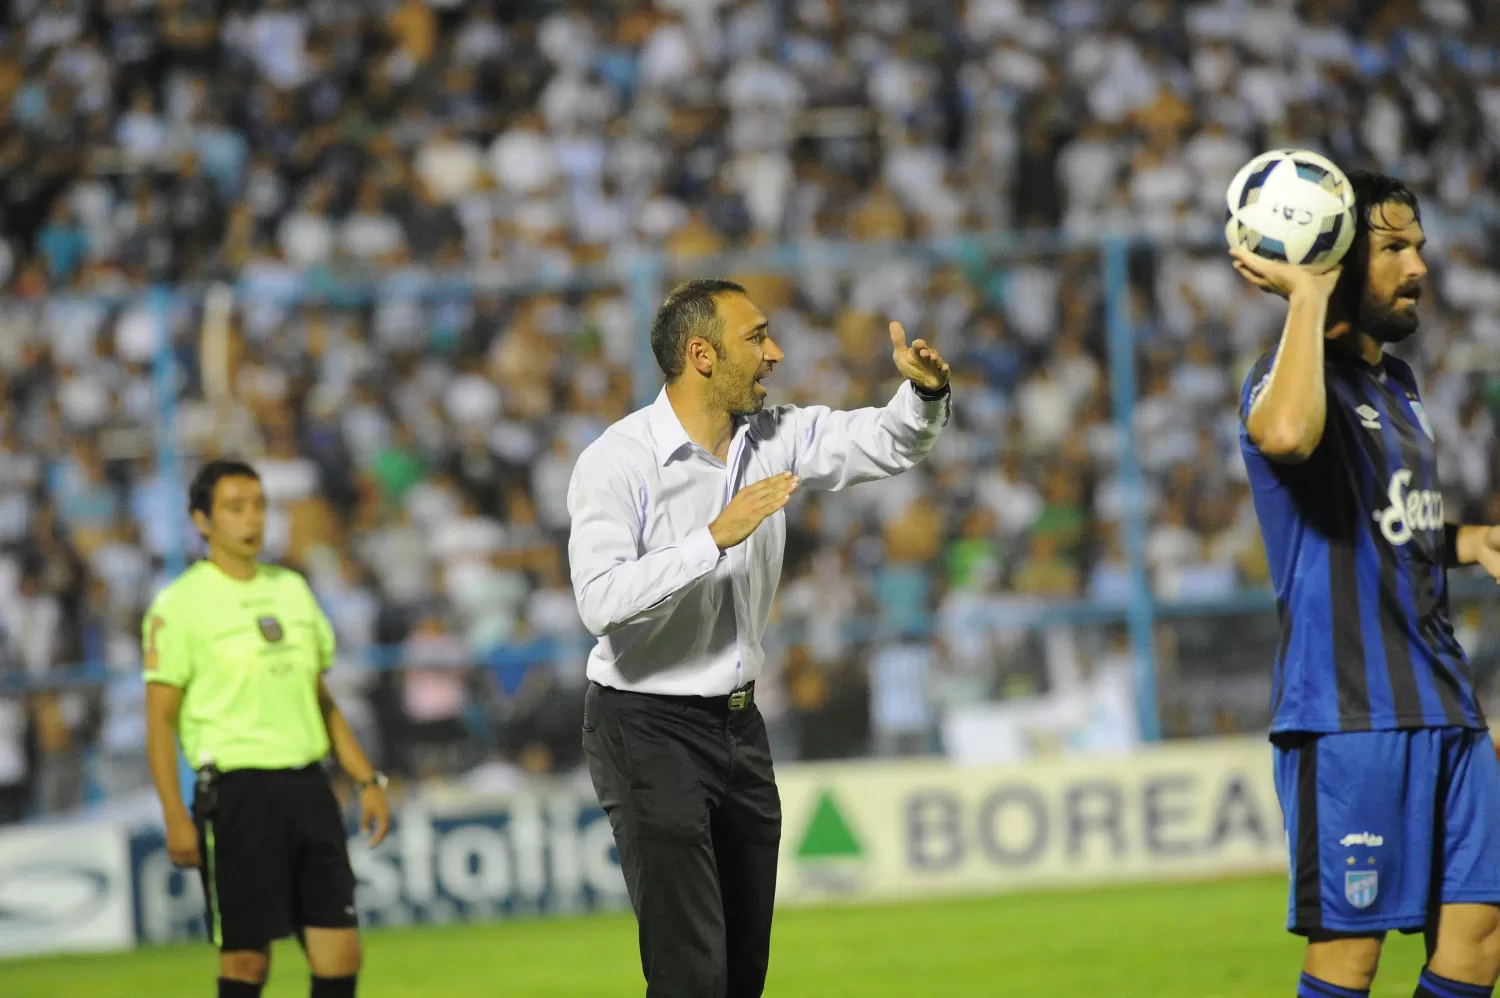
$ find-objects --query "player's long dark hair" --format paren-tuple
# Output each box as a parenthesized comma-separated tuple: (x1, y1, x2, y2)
(1332, 170, 1422, 320)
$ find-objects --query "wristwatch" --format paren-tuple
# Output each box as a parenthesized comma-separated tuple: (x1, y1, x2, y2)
(356, 772, 388, 792)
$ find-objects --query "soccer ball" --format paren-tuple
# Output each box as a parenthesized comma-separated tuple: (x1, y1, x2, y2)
(1224, 150, 1356, 272)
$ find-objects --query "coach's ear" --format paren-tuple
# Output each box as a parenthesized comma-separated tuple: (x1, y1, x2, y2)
(684, 335, 718, 378)
(191, 508, 212, 539)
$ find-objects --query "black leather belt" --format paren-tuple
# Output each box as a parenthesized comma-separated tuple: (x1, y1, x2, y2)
(594, 681, 755, 713)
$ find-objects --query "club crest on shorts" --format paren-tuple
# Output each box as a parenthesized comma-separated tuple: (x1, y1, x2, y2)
(256, 616, 285, 643)
(1345, 870, 1378, 909)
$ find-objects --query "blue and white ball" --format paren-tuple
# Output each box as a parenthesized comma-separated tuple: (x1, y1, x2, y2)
(1224, 150, 1356, 272)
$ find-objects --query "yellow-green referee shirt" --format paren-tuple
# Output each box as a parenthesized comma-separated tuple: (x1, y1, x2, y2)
(143, 561, 336, 772)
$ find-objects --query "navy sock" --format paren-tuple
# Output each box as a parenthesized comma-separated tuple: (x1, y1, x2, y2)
(310, 975, 357, 998)
(218, 980, 262, 998)
(1415, 968, 1494, 998)
(1299, 972, 1369, 998)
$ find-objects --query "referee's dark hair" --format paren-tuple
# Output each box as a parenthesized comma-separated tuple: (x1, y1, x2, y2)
(189, 458, 262, 518)
(650, 278, 748, 381)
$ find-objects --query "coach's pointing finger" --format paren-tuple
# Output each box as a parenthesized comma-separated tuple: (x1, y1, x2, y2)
(889, 321, 908, 351)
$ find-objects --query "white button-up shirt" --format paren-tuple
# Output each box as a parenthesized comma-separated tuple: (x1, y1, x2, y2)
(566, 381, 950, 696)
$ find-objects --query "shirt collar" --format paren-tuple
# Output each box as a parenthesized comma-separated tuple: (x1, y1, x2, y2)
(1327, 336, 1385, 375)
(647, 387, 694, 466)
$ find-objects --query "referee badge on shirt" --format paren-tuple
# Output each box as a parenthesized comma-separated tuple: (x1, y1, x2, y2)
(1345, 870, 1378, 909)
(257, 616, 285, 643)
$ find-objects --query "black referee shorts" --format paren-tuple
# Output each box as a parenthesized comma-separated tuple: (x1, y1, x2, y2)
(193, 765, 358, 951)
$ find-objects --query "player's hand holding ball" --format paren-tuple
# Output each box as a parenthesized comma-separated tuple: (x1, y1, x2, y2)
(1230, 247, 1342, 301)
(889, 321, 950, 391)
(1225, 149, 1355, 303)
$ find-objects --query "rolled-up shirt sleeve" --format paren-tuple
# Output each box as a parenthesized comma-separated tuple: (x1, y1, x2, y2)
(567, 446, 723, 637)
(781, 381, 950, 492)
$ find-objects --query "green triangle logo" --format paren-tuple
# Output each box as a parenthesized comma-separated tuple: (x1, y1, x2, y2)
(796, 790, 863, 860)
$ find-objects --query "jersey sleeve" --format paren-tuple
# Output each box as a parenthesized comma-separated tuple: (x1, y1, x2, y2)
(1240, 351, 1275, 427)
(300, 575, 337, 672)
(143, 591, 194, 688)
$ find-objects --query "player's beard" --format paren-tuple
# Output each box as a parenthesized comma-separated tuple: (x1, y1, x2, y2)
(1359, 283, 1421, 344)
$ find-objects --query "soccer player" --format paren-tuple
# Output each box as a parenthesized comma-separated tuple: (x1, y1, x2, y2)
(1236, 171, 1500, 998)
(144, 460, 390, 998)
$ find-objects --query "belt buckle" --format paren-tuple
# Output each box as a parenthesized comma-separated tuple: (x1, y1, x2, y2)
(727, 689, 749, 711)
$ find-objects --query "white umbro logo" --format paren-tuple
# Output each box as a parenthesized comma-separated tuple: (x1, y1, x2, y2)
(1355, 405, 1381, 430)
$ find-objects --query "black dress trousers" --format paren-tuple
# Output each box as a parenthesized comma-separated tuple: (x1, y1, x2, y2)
(583, 680, 782, 998)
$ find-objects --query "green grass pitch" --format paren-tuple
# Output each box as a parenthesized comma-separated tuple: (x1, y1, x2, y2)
(4, 876, 1431, 997)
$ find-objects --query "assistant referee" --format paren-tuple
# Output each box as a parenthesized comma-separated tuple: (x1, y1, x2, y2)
(145, 459, 390, 998)
(568, 279, 952, 997)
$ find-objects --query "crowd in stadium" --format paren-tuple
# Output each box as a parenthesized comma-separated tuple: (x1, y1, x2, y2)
(1, 0, 1500, 823)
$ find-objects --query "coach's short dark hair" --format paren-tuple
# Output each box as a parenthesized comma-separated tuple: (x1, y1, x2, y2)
(649, 279, 747, 381)
(189, 459, 261, 518)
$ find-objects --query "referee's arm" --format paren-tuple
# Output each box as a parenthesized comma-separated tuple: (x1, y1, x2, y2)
(315, 678, 389, 845)
(142, 608, 201, 867)
(307, 601, 390, 845)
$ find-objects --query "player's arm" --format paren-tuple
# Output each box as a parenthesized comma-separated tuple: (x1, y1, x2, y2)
(567, 447, 726, 637)
(1232, 249, 1343, 463)
(142, 608, 200, 867)
(779, 321, 951, 492)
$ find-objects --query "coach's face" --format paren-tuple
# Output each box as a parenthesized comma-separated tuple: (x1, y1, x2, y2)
(1358, 201, 1427, 344)
(709, 292, 783, 416)
(198, 475, 268, 559)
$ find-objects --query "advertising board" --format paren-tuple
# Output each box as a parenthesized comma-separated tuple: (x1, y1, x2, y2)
(131, 788, 628, 943)
(0, 823, 134, 957)
(776, 737, 1284, 905)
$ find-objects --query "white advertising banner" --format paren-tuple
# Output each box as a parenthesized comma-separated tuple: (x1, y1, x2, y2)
(775, 736, 1285, 905)
(0, 823, 134, 957)
(130, 787, 629, 943)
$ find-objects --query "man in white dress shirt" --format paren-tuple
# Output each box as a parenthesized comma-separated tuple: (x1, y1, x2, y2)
(567, 278, 951, 998)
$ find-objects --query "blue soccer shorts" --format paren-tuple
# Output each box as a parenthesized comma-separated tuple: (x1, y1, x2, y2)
(1273, 727, 1500, 934)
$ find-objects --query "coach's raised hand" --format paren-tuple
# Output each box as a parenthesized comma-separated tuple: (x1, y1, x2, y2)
(890, 321, 950, 392)
(709, 472, 799, 551)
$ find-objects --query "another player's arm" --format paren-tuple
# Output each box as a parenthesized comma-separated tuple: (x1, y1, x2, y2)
(1232, 249, 1343, 462)
(1447, 523, 1500, 583)
(307, 594, 390, 846)
(142, 608, 201, 868)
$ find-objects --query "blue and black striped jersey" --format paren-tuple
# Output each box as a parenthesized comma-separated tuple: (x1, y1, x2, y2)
(1239, 343, 1485, 734)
